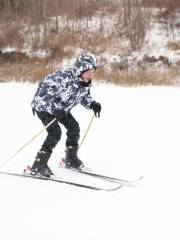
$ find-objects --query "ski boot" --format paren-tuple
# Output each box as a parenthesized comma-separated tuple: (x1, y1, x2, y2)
(65, 146, 84, 170)
(31, 150, 54, 178)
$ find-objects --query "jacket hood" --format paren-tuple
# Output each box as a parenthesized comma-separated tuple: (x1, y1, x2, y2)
(74, 52, 98, 76)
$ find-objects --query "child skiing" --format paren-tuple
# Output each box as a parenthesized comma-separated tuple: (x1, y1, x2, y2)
(31, 52, 101, 177)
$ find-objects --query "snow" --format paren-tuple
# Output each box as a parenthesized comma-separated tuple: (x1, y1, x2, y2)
(1, 82, 180, 240)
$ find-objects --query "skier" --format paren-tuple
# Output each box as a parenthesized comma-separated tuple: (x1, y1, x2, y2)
(30, 52, 101, 177)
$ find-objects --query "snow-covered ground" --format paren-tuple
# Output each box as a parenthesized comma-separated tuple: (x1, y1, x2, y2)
(1, 82, 180, 240)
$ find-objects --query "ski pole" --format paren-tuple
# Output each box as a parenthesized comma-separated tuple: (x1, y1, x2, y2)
(79, 113, 95, 149)
(0, 118, 57, 169)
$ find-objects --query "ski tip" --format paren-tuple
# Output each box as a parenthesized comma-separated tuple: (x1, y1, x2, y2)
(106, 184, 123, 191)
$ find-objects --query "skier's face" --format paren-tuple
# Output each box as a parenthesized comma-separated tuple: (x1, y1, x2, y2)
(81, 69, 96, 82)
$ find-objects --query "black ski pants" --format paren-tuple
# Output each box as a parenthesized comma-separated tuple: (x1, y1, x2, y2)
(36, 111, 80, 154)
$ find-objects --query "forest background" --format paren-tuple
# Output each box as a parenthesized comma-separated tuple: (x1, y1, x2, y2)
(0, 0, 179, 85)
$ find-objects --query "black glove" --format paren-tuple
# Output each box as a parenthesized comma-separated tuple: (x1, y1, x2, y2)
(53, 109, 67, 119)
(90, 101, 101, 118)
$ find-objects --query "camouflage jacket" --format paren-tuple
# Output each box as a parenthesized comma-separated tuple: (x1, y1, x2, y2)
(31, 52, 98, 116)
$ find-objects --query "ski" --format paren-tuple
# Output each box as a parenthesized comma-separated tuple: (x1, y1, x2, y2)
(0, 171, 122, 192)
(72, 169, 143, 185)
(59, 159, 143, 185)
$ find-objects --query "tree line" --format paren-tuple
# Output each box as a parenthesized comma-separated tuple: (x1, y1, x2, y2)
(0, 0, 179, 22)
(0, 0, 179, 52)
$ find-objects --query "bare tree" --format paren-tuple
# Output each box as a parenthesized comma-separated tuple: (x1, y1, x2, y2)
(122, 0, 146, 50)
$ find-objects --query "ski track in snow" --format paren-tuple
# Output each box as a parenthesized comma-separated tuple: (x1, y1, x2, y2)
(0, 82, 180, 240)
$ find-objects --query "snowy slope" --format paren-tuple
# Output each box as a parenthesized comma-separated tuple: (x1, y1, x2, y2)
(1, 82, 180, 240)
